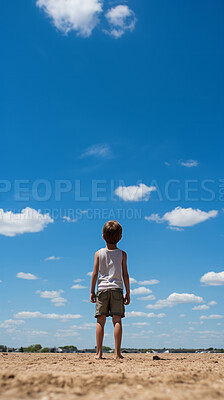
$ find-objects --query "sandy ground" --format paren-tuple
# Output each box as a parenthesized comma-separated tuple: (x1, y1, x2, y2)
(0, 353, 224, 400)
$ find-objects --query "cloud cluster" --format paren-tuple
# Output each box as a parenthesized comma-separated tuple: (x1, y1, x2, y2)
(0, 319, 25, 328)
(115, 183, 157, 202)
(62, 216, 77, 223)
(130, 278, 159, 287)
(126, 311, 165, 318)
(138, 280, 159, 285)
(130, 287, 152, 295)
(179, 159, 199, 168)
(44, 256, 61, 261)
(200, 314, 224, 320)
(16, 272, 38, 280)
(71, 284, 87, 289)
(200, 271, 224, 286)
(36, 0, 103, 37)
(105, 5, 137, 38)
(192, 305, 210, 311)
(80, 143, 112, 159)
(55, 329, 79, 338)
(36, 290, 67, 307)
(36, 1, 137, 39)
(14, 311, 82, 319)
(146, 293, 204, 309)
(55, 323, 95, 337)
(137, 295, 156, 301)
(0, 208, 53, 237)
(145, 207, 218, 228)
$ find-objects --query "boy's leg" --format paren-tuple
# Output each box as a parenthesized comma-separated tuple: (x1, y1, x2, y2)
(112, 315, 123, 359)
(96, 315, 106, 359)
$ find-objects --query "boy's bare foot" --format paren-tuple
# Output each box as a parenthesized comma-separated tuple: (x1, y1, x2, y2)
(114, 353, 124, 360)
(95, 353, 104, 360)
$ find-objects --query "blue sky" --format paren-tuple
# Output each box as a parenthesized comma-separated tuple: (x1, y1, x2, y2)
(0, 0, 224, 349)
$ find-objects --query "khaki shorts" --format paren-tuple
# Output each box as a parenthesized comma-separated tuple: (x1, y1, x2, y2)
(95, 288, 125, 318)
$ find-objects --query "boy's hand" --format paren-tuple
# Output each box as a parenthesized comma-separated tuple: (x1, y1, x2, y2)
(124, 293, 130, 305)
(90, 292, 96, 303)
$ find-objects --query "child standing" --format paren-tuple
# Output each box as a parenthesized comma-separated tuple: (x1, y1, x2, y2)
(90, 220, 130, 359)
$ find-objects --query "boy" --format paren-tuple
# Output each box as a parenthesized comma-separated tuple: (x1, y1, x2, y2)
(90, 220, 130, 359)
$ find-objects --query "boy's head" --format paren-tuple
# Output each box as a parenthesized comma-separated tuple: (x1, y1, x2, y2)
(103, 220, 122, 244)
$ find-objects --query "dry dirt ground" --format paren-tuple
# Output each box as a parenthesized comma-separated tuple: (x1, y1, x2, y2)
(0, 353, 224, 400)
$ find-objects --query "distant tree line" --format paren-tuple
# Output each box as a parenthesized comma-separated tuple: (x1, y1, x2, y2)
(0, 344, 223, 353)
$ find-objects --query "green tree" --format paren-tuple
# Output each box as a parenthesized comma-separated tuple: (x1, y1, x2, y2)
(60, 345, 77, 352)
(41, 347, 49, 353)
(26, 344, 42, 352)
(102, 346, 112, 352)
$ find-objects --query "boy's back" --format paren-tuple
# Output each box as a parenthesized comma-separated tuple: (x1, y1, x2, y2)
(97, 247, 123, 291)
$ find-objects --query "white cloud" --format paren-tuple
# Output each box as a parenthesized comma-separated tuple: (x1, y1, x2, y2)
(36, 290, 67, 307)
(81, 143, 111, 158)
(200, 314, 224, 320)
(36, 0, 103, 37)
(0, 207, 53, 237)
(126, 311, 165, 318)
(16, 272, 38, 280)
(145, 207, 218, 228)
(158, 333, 170, 338)
(146, 293, 204, 309)
(44, 256, 61, 261)
(179, 159, 199, 168)
(29, 330, 48, 336)
(157, 313, 166, 318)
(130, 277, 137, 284)
(145, 213, 163, 223)
(0, 319, 25, 328)
(137, 295, 156, 301)
(87, 271, 93, 276)
(126, 311, 148, 318)
(51, 297, 67, 306)
(192, 305, 210, 311)
(132, 322, 150, 326)
(73, 278, 85, 283)
(105, 5, 137, 38)
(168, 226, 183, 232)
(71, 284, 88, 289)
(164, 207, 218, 227)
(130, 287, 152, 295)
(0, 280, 2, 283)
(14, 311, 82, 319)
(200, 271, 224, 286)
(179, 314, 186, 318)
(55, 323, 95, 337)
(138, 280, 160, 285)
(62, 216, 77, 223)
(71, 322, 95, 330)
(208, 301, 217, 306)
(115, 183, 156, 202)
(55, 329, 79, 338)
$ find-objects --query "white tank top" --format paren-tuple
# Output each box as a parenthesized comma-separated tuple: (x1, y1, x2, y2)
(97, 248, 123, 290)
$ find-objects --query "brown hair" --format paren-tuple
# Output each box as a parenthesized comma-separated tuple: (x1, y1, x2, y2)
(102, 220, 122, 244)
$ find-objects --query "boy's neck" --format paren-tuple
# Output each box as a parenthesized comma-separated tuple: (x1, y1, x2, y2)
(106, 243, 118, 250)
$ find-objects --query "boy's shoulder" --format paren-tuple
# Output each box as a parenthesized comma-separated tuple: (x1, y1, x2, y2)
(95, 248, 126, 255)
(94, 248, 105, 257)
(122, 250, 127, 258)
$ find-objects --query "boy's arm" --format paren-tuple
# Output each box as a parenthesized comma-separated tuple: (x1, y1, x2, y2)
(122, 251, 130, 305)
(90, 251, 99, 303)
